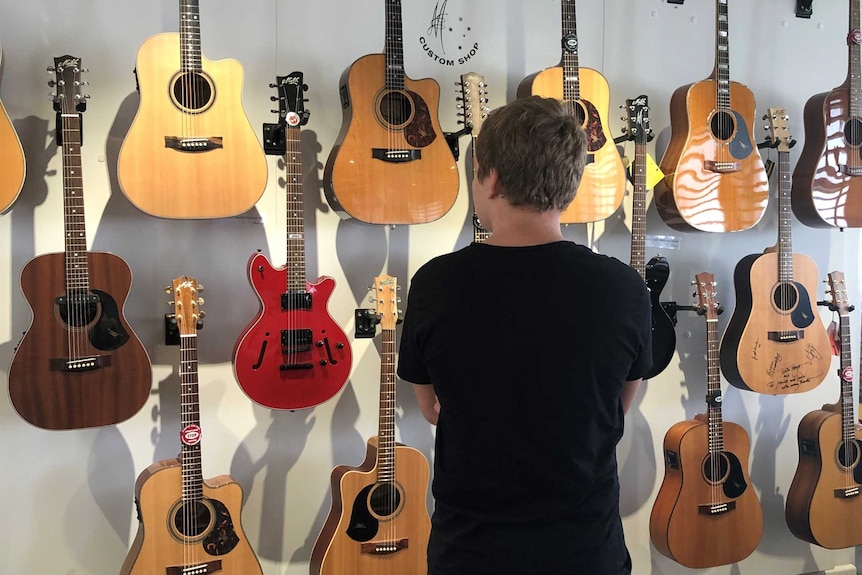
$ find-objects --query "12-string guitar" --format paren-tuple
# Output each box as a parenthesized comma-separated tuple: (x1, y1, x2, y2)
(310, 274, 431, 575)
(785, 271, 862, 549)
(0, 43, 25, 213)
(323, 0, 459, 224)
(650, 272, 763, 568)
(517, 0, 625, 223)
(719, 109, 830, 395)
(8, 57, 151, 430)
(792, 0, 862, 228)
(457, 71, 490, 243)
(654, 0, 769, 232)
(121, 276, 262, 575)
(118, 0, 267, 218)
(233, 73, 352, 410)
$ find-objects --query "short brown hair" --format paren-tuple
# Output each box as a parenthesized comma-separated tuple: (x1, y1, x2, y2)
(475, 96, 587, 211)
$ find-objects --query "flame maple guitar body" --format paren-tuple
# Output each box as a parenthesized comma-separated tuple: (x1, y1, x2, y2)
(655, 80, 769, 232)
(517, 66, 625, 223)
(8, 252, 150, 430)
(0, 94, 24, 213)
(785, 408, 862, 548)
(310, 437, 431, 575)
(650, 417, 763, 568)
(120, 459, 262, 575)
(232, 252, 352, 410)
(118, 33, 267, 219)
(719, 252, 830, 394)
(324, 54, 459, 225)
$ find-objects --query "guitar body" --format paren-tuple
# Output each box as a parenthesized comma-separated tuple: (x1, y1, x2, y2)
(645, 255, 676, 379)
(650, 417, 762, 568)
(9, 251, 151, 429)
(0, 94, 25, 213)
(655, 80, 769, 232)
(324, 53, 459, 224)
(786, 409, 862, 548)
(120, 459, 262, 575)
(792, 86, 862, 228)
(310, 436, 431, 575)
(233, 252, 352, 410)
(118, 33, 267, 219)
(517, 66, 625, 223)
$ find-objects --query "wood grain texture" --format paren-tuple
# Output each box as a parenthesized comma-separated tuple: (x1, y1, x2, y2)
(118, 33, 267, 219)
(324, 54, 459, 225)
(8, 251, 151, 430)
(120, 459, 262, 575)
(517, 66, 626, 224)
(655, 80, 769, 232)
(650, 418, 763, 568)
(310, 436, 431, 575)
(0, 94, 24, 213)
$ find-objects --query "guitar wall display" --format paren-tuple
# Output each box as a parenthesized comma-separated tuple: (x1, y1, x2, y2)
(517, 0, 626, 224)
(457, 71, 490, 243)
(650, 272, 763, 568)
(785, 271, 862, 549)
(233, 73, 352, 410)
(654, 0, 769, 232)
(0, 43, 25, 213)
(121, 276, 263, 575)
(117, 0, 267, 219)
(792, 0, 862, 228)
(310, 274, 431, 575)
(719, 109, 831, 395)
(622, 95, 676, 379)
(323, 0, 459, 225)
(8, 57, 151, 430)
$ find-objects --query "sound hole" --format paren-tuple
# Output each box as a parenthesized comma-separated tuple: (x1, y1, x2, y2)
(837, 440, 861, 470)
(171, 72, 214, 113)
(772, 282, 798, 312)
(368, 483, 402, 518)
(844, 118, 862, 146)
(57, 292, 99, 329)
(702, 452, 730, 484)
(377, 90, 414, 129)
(172, 500, 212, 538)
(710, 111, 736, 141)
(564, 100, 587, 126)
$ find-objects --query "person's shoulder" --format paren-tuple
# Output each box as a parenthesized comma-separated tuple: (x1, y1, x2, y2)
(412, 244, 478, 281)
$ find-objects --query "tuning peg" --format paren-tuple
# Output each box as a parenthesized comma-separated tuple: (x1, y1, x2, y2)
(198, 297, 205, 306)
(269, 82, 277, 88)
(167, 300, 174, 306)
(197, 284, 204, 292)
(270, 96, 278, 101)
(80, 67, 89, 73)
(303, 84, 309, 91)
(47, 66, 56, 72)
(164, 286, 172, 293)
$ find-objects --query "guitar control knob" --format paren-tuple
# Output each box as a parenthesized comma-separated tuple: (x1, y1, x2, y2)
(317, 340, 324, 347)
(319, 360, 328, 366)
(336, 342, 344, 349)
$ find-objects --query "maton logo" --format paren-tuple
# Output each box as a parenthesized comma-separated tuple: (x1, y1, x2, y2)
(418, 0, 479, 67)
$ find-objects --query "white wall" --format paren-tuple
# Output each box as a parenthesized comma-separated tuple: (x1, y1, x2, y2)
(0, 0, 860, 573)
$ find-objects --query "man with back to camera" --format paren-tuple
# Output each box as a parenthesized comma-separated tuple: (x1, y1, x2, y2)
(397, 96, 652, 575)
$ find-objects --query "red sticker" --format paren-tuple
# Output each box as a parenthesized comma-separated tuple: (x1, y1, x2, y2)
(286, 112, 301, 126)
(181, 424, 202, 446)
(843, 366, 854, 382)
(849, 29, 862, 45)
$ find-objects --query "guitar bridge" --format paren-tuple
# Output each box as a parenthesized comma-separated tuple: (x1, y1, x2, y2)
(166, 560, 222, 575)
(704, 160, 741, 173)
(697, 501, 736, 515)
(360, 538, 409, 555)
(50, 355, 111, 372)
(372, 148, 422, 163)
(767, 330, 803, 342)
(834, 486, 861, 499)
(839, 164, 862, 176)
(164, 136, 224, 152)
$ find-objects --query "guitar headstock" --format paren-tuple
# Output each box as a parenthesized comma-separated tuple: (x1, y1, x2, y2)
(623, 94, 652, 145)
(373, 274, 400, 331)
(273, 72, 310, 128)
(458, 72, 489, 135)
(827, 270, 852, 316)
(50, 55, 88, 114)
(764, 107, 793, 152)
(694, 272, 720, 322)
(169, 276, 205, 336)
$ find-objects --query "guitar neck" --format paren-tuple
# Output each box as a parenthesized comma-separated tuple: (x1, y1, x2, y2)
(58, 86, 90, 294)
(838, 309, 855, 441)
(284, 125, 307, 292)
(471, 137, 490, 243)
(706, 311, 724, 453)
(714, 0, 731, 109)
(630, 140, 647, 280)
(850, 0, 862, 116)
(179, 0, 203, 72)
(377, 326, 397, 481)
(180, 329, 205, 500)
(384, 0, 405, 90)
(776, 148, 794, 282)
(560, 0, 581, 102)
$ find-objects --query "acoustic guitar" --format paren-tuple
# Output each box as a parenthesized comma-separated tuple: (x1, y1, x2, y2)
(8, 57, 151, 430)
(622, 95, 676, 379)
(719, 109, 830, 395)
(785, 270, 862, 549)
(792, 0, 862, 228)
(457, 71, 490, 243)
(310, 274, 431, 575)
(121, 276, 263, 575)
(650, 272, 763, 568)
(0, 43, 25, 213)
(233, 73, 352, 410)
(654, 0, 769, 232)
(118, 0, 267, 219)
(517, 0, 625, 224)
(323, 0, 458, 225)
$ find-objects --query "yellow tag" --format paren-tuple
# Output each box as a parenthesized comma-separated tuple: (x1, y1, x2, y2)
(645, 154, 665, 189)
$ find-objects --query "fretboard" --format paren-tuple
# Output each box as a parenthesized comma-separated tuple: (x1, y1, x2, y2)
(179, 0, 203, 73)
(180, 332, 204, 501)
(472, 139, 490, 243)
(839, 309, 854, 442)
(777, 149, 794, 282)
(376, 327, 397, 482)
(560, 0, 581, 102)
(629, 140, 647, 280)
(60, 113, 90, 294)
(284, 126, 307, 292)
(384, 0, 405, 90)
(714, 0, 731, 111)
(706, 310, 725, 454)
(850, 0, 861, 117)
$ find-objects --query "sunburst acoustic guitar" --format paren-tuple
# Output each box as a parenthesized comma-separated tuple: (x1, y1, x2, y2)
(118, 0, 267, 219)
(0, 43, 25, 213)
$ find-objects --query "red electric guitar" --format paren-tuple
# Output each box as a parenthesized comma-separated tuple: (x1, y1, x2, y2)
(233, 73, 352, 410)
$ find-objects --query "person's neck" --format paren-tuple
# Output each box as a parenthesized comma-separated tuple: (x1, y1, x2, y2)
(483, 208, 565, 247)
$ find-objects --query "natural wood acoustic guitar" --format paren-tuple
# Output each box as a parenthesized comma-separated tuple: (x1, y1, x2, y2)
(0, 43, 25, 213)
(310, 274, 431, 575)
(118, 0, 267, 219)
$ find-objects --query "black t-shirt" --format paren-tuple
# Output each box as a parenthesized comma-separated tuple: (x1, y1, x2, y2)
(397, 241, 652, 574)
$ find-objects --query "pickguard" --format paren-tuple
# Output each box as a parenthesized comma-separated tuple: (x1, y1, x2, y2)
(88, 289, 130, 351)
(789, 281, 816, 328)
(403, 90, 437, 148)
(728, 110, 755, 160)
(346, 484, 378, 542)
(722, 451, 748, 499)
(202, 498, 241, 556)
(580, 98, 608, 153)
